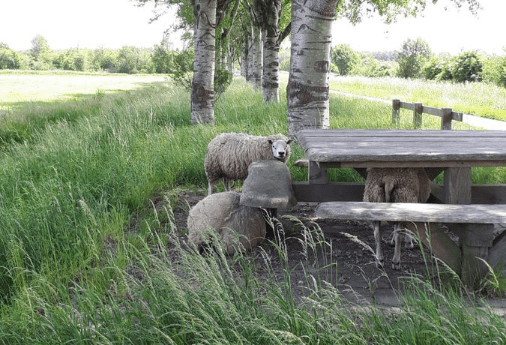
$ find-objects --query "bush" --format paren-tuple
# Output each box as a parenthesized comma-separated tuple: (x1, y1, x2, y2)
(331, 44, 359, 76)
(422, 54, 453, 81)
(0, 43, 21, 69)
(451, 51, 483, 83)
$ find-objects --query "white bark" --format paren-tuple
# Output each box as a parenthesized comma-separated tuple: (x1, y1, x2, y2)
(191, 0, 217, 124)
(261, 0, 282, 102)
(249, 24, 263, 90)
(287, 0, 339, 136)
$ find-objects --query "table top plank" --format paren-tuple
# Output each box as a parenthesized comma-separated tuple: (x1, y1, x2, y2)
(297, 129, 506, 167)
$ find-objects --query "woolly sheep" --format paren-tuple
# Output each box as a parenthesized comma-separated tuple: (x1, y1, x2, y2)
(204, 132, 293, 195)
(187, 192, 266, 255)
(363, 168, 431, 270)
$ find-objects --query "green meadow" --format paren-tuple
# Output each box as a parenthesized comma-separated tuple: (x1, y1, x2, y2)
(0, 71, 505, 344)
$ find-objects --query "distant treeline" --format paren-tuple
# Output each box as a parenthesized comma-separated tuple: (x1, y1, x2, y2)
(2, 35, 506, 88)
(0, 35, 181, 74)
(319, 38, 506, 87)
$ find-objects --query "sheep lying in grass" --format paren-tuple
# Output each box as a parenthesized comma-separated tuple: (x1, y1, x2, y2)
(363, 168, 431, 270)
(187, 192, 266, 255)
(205, 132, 293, 195)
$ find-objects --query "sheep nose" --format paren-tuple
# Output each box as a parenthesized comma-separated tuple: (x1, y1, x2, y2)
(278, 152, 285, 157)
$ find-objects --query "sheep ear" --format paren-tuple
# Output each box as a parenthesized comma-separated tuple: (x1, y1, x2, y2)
(268, 139, 273, 144)
(286, 139, 293, 145)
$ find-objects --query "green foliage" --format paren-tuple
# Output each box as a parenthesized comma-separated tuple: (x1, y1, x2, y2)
(423, 54, 452, 80)
(331, 44, 359, 76)
(396, 37, 432, 79)
(451, 50, 483, 83)
(152, 43, 175, 73)
(117, 46, 155, 74)
(0, 43, 21, 69)
(53, 49, 88, 71)
(167, 48, 194, 90)
(92, 48, 119, 72)
(351, 53, 398, 77)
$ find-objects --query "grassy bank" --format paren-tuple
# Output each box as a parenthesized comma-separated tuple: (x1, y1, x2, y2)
(330, 76, 506, 122)
(0, 73, 505, 343)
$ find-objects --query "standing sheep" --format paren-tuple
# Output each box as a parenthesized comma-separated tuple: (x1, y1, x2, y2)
(363, 168, 431, 270)
(205, 132, 293, 195)
(187, 192, 266, 255)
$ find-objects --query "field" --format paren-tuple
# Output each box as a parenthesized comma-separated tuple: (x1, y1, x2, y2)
(0, 71, 506, 344)
(330, 75, 506, 121)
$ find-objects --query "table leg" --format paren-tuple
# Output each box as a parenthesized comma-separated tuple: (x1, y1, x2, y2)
(308, 161, 327, 185)
(444, 167, 471, 204)
(444, 167, 495, 287)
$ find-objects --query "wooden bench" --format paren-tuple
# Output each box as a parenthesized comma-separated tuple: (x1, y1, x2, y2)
(315, 201, 506, 286)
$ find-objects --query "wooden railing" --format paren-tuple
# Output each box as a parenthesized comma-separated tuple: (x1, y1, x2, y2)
(392, 99, 463, 130)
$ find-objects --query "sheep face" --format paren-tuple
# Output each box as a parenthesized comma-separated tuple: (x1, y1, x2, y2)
(268, 139, 293, 161)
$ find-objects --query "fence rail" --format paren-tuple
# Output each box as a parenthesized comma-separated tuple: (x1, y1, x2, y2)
(392, 99, 463, 130)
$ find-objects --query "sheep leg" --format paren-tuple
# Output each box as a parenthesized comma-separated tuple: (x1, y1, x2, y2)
(373, 221, 384, 268)
(404, 233, 415, 249)
(392, 223, 402, 270)
(208, 181, 213, 196)
(223, 177, 231, 191)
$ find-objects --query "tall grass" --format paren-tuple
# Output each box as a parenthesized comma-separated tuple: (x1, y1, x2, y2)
(0, 74, 505, 343)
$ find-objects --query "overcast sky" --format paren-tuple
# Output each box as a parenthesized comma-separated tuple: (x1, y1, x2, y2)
(0, 0, 504, 55)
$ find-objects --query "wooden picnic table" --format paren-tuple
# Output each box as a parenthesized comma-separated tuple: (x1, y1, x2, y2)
(294, 129, 506, 286)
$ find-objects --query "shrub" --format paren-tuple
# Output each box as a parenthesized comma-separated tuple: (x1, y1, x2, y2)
(331, 44, 359, 76)
(451, 51, 483, 83)
(0, 43, 21, 69)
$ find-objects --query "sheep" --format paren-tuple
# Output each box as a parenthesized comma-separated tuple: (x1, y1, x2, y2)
(187, 191, 267, 255)
(363, 168, 431, 270)
(204, 132, 293, 195)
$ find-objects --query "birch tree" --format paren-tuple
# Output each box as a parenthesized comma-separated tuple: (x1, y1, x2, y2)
(261, 0, 290, 102)
(286, 0, 338, 135)
(190, 0, 217, 124)
(286, 0, 482, 136)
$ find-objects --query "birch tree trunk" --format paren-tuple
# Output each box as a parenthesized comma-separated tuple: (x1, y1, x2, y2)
(287, 0, 340, 136)
(249, 24, 263, 90)
(191, 0, 217, 124)
(261, 0, 282, 102)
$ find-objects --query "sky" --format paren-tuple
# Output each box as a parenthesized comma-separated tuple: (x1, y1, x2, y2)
(0, 0, 180, 51)
(0, 0, 504, 56)
(332, 0, 505, 55)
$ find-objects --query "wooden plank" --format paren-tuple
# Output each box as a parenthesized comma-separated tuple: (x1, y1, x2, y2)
(292, 182, 364, 202)
(308, 161, 327, 184)
(292, 182, 506, 205)
(317, 160, 506, 169)
(297, 129, 506, 139)
(444, 167, 472, 204)
(315, 202, 506, 224)
(421, 105, 445, 117)
(399, 101, 416, 111)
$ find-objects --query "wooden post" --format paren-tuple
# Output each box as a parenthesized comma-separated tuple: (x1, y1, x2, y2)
(308, 161, 327, 185)
(441, 108, 453, 130)
(444, 167, 471, 204)
(451, 223, 495, 288)
(413, 102, 423, 129)
(392, 99, 401, 126)
(407, 222, 462, 276)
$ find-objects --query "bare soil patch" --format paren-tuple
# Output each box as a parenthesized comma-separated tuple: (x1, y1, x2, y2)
(172, 190, 431, 306)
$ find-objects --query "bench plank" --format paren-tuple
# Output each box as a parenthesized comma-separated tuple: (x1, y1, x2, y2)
(315, 202, 506, 224)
